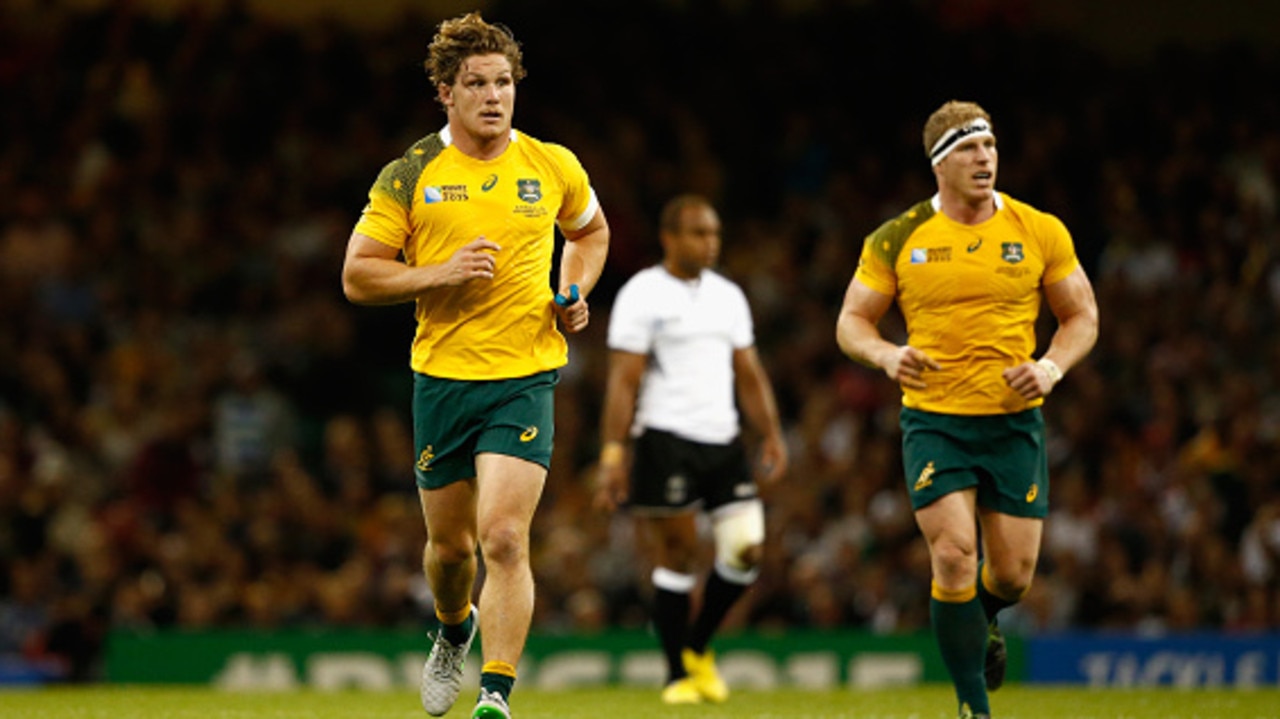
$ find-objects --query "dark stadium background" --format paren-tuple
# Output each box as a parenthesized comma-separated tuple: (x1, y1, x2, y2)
(1, 0, 1278, 684)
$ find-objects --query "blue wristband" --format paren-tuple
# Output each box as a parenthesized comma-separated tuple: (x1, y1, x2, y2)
(554, 284, 580, 307)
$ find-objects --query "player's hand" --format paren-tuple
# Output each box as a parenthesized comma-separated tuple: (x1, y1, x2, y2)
(1003, 361, 1056, 400)
(552, 284, 590, 333)
(593, 460, 628, 512)
(756, 434, 788, 485)
(883, 345, 940, 389)
(438, 238, 500, 285)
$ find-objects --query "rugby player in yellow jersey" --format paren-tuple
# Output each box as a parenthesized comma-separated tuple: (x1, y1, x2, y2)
(836, 100, 1097, 719)
(341, 13, 608, 719)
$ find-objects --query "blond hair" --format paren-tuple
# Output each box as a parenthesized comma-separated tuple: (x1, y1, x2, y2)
(922, 101, 992, 158)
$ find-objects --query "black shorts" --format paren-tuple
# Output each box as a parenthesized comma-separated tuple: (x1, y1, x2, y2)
(627, 428, 756, 514)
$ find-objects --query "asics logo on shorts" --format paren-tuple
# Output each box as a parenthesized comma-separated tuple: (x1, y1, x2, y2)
(1025, 484, 1038, 503)
(520, 426, 539, 442)
(914, 461, 935, 491)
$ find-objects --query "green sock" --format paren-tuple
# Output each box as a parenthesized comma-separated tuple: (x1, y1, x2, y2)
(931, 594, 990, 716)
(975, 561, 1015, 623)
(440, 610, 474, 646)
(480, 671, 515, 702)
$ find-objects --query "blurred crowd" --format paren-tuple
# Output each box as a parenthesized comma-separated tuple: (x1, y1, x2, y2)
(2, 0, 1280, 682)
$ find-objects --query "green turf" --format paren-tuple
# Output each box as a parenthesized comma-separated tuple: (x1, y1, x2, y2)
(1, 685, 1278, 719)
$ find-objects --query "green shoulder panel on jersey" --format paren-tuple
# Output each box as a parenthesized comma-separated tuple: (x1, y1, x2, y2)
(373, 133, 446, 209)
(865, 199, 935, 267)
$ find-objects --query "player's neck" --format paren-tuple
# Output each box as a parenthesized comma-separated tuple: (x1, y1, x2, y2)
(449, 123, 511, 161)
(937, 190, 996, 225)
(662, 260, 702, 281)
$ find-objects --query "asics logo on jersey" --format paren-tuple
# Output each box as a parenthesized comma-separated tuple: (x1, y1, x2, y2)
(417, 446, 435, 472)
(482, 174, 499, 192)
(967, 237, 983, 253)
(914, 461, 935, 491)
(520, 426, 539, 442)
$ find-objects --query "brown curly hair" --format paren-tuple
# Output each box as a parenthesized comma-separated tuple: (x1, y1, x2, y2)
(922, 100, 992, 158)
(424, 12, 527, 90)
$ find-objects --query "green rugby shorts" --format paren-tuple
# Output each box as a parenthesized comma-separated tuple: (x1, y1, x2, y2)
(412, 370, 558, 489)
(899, 406, 1048, 518)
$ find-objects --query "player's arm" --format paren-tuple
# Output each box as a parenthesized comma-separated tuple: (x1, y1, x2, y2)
(341, 231, 500, 306)
(836, 276, 939, 389)
(595, 348, 645, 512)
(553, 207, 610, 333)
(1004, 265, 1099, 399)
(1038, 265, 1099, 373)
(732, 346, 788, 484)
(559, 207, 609, 297)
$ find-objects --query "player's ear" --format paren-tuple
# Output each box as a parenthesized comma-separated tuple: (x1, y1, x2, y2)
(438, 83, 453, 107)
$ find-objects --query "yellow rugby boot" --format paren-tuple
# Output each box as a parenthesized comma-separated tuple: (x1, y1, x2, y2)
(660, 677, 703, 704)
(681, 648, 728, 703)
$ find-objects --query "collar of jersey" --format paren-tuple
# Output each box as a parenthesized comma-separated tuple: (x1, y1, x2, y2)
(661, 265, 707, 288)
(931, 191, 1003, 213)
(440, 125, 519, 147)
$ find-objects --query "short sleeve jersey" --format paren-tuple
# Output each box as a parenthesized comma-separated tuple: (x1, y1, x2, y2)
(854, 192, 1079, 415)
(353, 127, 599, 380)
(608, 266, 754, 444)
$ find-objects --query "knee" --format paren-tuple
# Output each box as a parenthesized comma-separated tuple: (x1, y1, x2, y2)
(426, 534, 477, 567)
(713, 501, 765, 580)
(930, 540, 979, 582)
(736, 543, 764, 571)
(712, 542, 763, 584)
(655, 534, 698, 573)
(478, 523, 529, 567)
(640, 519, 698, 573)
(984, 556, 1036, 599)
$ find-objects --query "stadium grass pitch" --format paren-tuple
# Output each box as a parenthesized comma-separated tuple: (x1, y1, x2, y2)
(2, 685, 1278, 719)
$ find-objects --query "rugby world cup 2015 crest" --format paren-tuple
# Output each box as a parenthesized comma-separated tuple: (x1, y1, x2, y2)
(517, 178, 542, 203)
(1001, 242, 1024, 264)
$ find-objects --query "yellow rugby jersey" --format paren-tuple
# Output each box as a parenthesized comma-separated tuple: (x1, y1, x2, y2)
(854, 192, 1079, 415)
(354, 127, 598, 380)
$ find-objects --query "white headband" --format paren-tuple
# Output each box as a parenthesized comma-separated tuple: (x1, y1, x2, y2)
(929, 117, 994, 166)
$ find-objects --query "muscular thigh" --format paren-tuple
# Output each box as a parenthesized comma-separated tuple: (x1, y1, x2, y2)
(979, 508, 1043, 577)
(914, 489, 980, 587)
(474, 452, 547, 532)
(419, 481, 477, 550)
